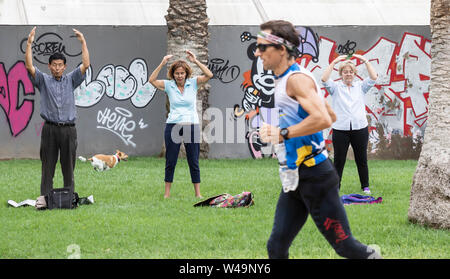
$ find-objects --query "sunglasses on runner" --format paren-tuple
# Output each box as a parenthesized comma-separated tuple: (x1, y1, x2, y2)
(255, 43, 280, 52)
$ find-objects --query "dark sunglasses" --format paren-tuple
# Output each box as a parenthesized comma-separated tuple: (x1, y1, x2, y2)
(255, 43, 279, 52)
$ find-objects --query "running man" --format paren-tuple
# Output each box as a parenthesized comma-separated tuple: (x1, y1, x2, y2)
(257, 20, 381, 259)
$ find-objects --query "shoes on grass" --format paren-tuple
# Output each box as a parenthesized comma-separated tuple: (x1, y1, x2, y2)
(363, 187, 372, 195)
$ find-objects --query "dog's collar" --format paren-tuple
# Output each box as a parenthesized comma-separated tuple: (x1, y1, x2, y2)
(113, 154, 120, 167)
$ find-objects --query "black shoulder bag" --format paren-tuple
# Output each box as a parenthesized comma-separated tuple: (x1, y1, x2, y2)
(46, 188, 79, 210)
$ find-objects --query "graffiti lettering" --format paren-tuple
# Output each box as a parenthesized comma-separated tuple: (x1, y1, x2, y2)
(96, 106, 147, 148)
(33, 41, 64, 56)
(0, 61, 35, 137)
(74, 58, 157, 108)
(20, 32, 81, 64)
(337, 40, 357, 55)
(207, 58, 240, 83)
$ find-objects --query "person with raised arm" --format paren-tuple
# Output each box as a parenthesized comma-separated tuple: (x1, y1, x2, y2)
(321, 54, 378, 194)
(25, 27, 90, 197)
(149, 50, 213, 198)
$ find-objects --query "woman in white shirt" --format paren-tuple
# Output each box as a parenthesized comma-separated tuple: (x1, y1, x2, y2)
(321, 54, 378, 194)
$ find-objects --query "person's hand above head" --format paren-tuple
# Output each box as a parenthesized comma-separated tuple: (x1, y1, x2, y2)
(322, 55, 347, 82)
(352, 54, 368, 63)
(186, 50, 197, 63)
(149, 55, 173, 90)
(25, 27, 37, 77)
(72, 29, 86, 43)
(332, 55, 348, 65)
(27, 26, 36, 45)
(162, 55, 174, 65)
(73, 28, 90, 74)
(353, 54, 377, 79)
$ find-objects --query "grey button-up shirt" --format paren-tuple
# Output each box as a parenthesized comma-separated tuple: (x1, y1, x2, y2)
(30, 67, 85, 123)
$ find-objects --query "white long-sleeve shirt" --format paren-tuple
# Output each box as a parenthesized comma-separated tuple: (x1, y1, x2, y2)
(322, 77, 376, 131)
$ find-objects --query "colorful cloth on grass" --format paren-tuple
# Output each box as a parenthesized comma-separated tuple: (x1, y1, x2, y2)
(193, 192, 254, 208)
(341, 194, 382, 205)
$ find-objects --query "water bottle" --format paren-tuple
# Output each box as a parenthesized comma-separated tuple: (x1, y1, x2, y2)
(274, 143, 299, 193)
(273, 143, 287, 165)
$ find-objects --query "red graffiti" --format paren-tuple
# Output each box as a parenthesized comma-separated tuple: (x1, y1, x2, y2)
(324, 217, 350, 244)
(0, 61, 35, 137)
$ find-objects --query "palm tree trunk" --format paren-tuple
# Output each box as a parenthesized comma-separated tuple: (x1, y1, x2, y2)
(161, 0, 210, 158)
(408, 0, 450, 229)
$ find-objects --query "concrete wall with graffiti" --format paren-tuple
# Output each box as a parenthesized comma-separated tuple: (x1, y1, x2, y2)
(0, 25, 430, 159)
(0, 26, 167, 159)
(208, 25, 430, 160)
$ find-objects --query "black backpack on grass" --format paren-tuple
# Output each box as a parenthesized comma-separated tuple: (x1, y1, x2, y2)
(46, 188, 79, 210)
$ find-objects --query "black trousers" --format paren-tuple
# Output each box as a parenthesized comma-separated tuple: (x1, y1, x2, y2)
(332, 126, 369, 189)
(267, 159, 374, 259)
(40, 122, 77, 196)
(164, 123, 201, 183)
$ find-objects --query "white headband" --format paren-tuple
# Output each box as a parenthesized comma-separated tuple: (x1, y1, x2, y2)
(257, 31, 295, 51)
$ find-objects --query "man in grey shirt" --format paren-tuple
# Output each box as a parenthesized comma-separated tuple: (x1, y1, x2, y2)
(25, 26, 90, 196)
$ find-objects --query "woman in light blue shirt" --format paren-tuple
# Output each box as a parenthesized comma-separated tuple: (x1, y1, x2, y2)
(149, 50, 213, 198)
(321, 54, 378, 194)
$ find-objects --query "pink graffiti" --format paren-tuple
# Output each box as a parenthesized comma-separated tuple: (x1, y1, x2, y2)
(34, 121, 44, 137)
(0, 61, 35, 137)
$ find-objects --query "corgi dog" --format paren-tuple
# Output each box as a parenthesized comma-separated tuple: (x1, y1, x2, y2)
(79, 150, 128, 171)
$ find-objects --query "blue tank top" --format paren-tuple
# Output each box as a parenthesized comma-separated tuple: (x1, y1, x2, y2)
(274, 63, 328, 169)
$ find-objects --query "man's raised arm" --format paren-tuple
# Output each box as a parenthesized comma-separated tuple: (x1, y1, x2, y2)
(25, 26, 36, 78)
(73, 28, 90, 75)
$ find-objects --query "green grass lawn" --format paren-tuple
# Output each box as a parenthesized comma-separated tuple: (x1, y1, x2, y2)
(0, 157, 448, 259)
